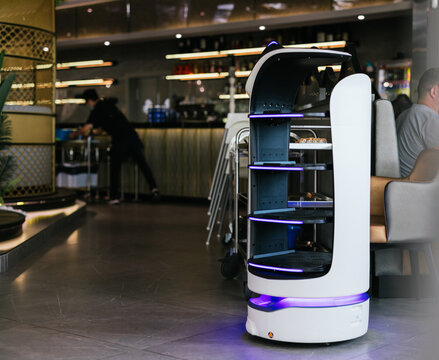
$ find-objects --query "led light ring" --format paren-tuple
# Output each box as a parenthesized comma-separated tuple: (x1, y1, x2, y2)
(266, 41, 279, 47)
(249, 293, 369, 311)
(249, 166, 304, 171)
(249, 113, 304, 119)
(248, 262, 303, 273)
(248, 217, 304, 225)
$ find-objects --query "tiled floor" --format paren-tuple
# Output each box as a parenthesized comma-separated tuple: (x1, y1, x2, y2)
(0, 202, 437, 360)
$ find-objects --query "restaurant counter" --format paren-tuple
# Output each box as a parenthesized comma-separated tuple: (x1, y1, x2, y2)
(56, 124, 225, 199)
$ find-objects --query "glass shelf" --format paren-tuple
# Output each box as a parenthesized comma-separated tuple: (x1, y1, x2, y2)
(165, 72, 229, 80)
(288, 193, 333, 208)
(289, 143, 332, 150)
(249, 208, 333, 224)
(249, 163, 331, 171)
(165, 41, 347, 61)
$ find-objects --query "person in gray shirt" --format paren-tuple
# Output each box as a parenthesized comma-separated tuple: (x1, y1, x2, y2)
(397, 68, 439, 177)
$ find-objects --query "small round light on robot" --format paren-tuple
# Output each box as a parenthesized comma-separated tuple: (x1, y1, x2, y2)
(357, 15, 365, 20)
(259, 25, 266, 31)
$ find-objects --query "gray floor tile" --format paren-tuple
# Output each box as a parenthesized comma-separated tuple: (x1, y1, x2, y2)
(0, 203, 437, 360)
(0, 285, 138, 324)
(0, 324, 126, 360)
(102, 349, 184, 359)
(41, 299, 243, 349)
(352, 343, 433, 360)
(145, 322, 387, 360)
(0, 317, 21, 332)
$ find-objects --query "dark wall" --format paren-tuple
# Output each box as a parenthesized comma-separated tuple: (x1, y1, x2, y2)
(56, 14, 412, 123)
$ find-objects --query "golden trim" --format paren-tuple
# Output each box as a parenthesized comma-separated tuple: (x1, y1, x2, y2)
(9, 114, 55, 143)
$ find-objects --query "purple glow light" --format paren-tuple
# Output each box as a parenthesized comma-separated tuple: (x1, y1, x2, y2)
(267, 41, 279, 47)
(248, 262, 303, 273)
(249, 216, 304, 225)
(249, 113, 304, 119)
(249, 165, 304, 171)
(249, 293, 369, 310)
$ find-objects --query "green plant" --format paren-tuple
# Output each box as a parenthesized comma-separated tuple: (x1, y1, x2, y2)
(0, 50, 17, 204)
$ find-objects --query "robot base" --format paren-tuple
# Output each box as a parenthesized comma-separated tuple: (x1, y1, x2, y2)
(246, 299, 369, 343)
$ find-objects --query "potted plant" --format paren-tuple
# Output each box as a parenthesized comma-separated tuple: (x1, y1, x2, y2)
(0, 50, 25, 240)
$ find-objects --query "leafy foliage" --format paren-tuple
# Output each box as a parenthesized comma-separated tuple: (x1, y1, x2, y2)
(0, 50, 17, 204)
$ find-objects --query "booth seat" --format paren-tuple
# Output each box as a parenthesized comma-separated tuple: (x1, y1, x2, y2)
(370, 148, 439, 296)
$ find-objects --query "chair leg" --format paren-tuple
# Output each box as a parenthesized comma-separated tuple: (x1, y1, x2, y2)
(369, 249, 379, 297)
(409, 249, 420, 300)
(423, 243, 439, 298)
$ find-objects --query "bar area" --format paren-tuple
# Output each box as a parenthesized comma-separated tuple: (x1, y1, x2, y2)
(0, 0, 438, 358)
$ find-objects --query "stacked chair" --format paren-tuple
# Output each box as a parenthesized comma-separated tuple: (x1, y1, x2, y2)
(206, 113, 249, 246)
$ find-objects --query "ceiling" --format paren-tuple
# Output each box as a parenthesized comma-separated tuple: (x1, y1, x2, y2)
(55, 0, 412, 49)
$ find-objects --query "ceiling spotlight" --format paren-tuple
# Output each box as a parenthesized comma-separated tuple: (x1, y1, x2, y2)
(357, 14, 365, 20)
(259, 25, 266, 31)
(87, 8, 93, 13)
(176, 33, 182, 39)
(104, 41, 110, 46)
(43, 46, 49, 52)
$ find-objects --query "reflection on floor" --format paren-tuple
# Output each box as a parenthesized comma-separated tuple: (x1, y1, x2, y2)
(0, 201, 86, 272)
(0, 202, 437, 360)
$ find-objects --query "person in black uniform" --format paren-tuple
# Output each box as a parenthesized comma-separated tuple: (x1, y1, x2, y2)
(71, 89, 160, 204)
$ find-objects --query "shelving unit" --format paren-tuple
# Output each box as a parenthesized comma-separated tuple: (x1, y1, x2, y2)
(244, 44, 371, 343)
(376, 59, 411, 101)
(164, 41, 347, 106)
(55, 58, 117, 105)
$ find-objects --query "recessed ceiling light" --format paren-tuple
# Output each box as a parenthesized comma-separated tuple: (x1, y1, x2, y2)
(43, 46, 49, 52)
(175, 33, 182, 39)
(259, 25, 266, 31)
(104, 41, 110, 46)
(357, 15, 365, 20)
(87, 8, 93, 13)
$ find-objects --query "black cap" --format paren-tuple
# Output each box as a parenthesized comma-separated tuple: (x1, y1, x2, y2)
(79, 89, 99, 101)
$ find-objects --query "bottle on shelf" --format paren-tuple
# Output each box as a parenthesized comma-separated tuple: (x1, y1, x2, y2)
(213, 38, 220, 51)
(192, 38, 200, 53)
(236, 80, 243, 94)
(200, 38, 207, 51)
(184, 39, 191, 52)
(219, 36, 225, 50)
(178, 39, 185, 52)
(210, 60, 216, 73)
(217, 60, 224, 73)
(235, 57, 240, 71)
